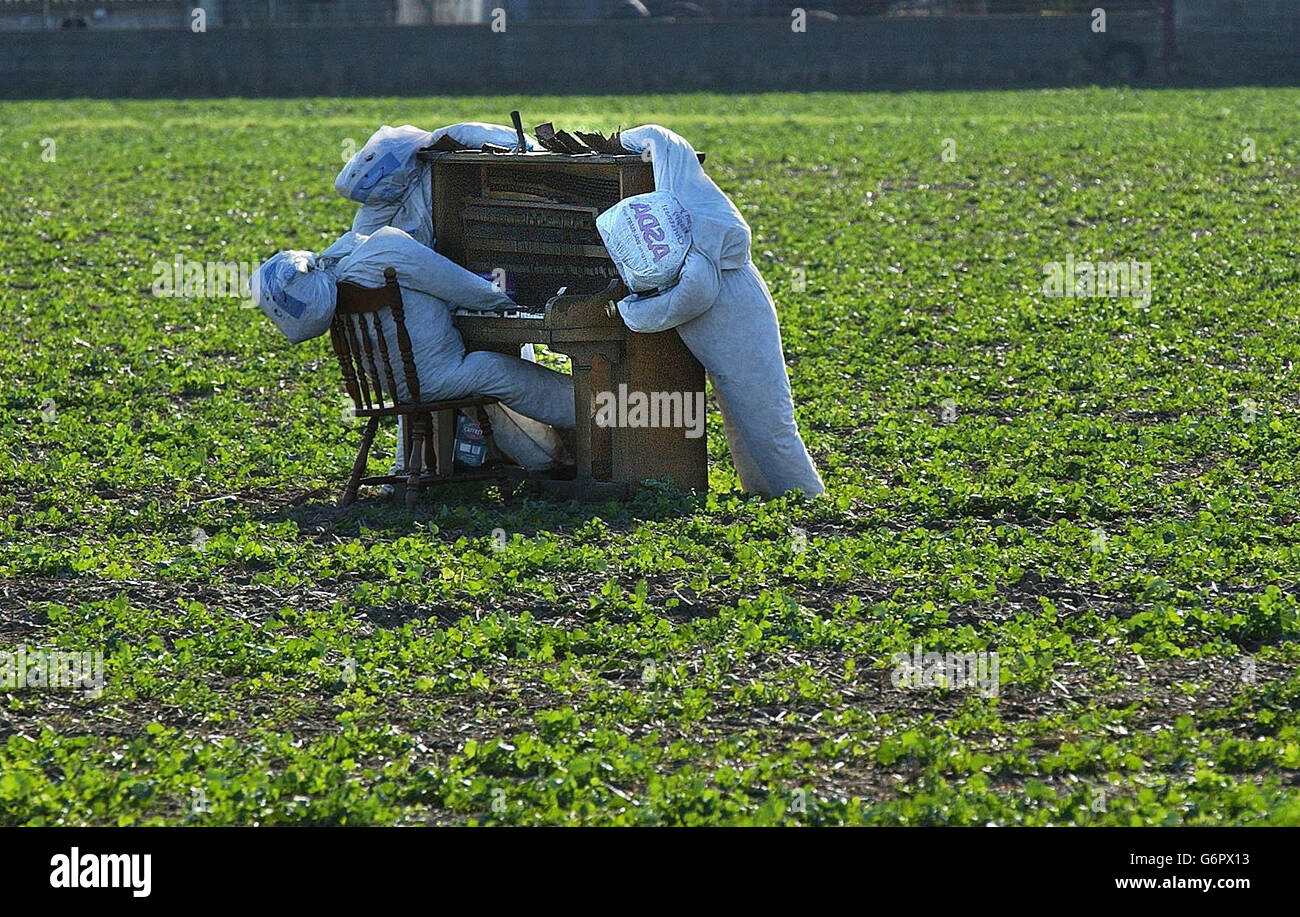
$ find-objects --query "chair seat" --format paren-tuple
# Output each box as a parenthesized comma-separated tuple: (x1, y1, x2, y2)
(354, 395, 498, 418)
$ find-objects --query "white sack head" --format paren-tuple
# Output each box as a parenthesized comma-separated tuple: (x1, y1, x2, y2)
(251, 250, 337, 344)
(596, 191, 692, 294)
(335, 124, 434, 204)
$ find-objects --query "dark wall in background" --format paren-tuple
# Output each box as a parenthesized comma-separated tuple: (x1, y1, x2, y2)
(1, 13, 1292, 99)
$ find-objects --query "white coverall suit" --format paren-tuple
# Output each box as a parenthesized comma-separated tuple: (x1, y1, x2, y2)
(615, 125, 825, 497)
(336, 123, 553, 466)
(334, 227, 574, 428)
(252, 226, 574, 431)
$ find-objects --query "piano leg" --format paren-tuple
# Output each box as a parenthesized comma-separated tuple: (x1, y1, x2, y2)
(589, 355, 614, 481)
(537, 349, 626, 502)
(571, 358, 595, 483)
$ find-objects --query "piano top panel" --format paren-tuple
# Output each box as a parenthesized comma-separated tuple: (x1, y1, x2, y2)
(419, 151, 650, 166)
(418, 151, 705, 164)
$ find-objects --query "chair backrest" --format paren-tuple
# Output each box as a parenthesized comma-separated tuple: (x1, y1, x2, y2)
(332, 267, 422, 411)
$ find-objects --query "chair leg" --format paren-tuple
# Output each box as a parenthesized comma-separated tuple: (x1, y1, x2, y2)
(339, 416, 380, 507)
(405, 413, 428, 511)
(431, 411, 447, 476)
(436, 409, 456, 477)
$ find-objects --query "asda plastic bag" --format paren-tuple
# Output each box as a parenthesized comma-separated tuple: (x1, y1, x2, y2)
(595, 191, 692, 294)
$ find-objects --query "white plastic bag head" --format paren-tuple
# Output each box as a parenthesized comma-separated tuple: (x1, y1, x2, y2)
(251, 250, 337, 344)
(335, 125, 434, 204)
(339, 123, 537, 245)
(596, 191, 692, 294)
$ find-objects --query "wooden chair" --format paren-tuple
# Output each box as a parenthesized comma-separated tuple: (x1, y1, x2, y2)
(331, 267, 501, 509)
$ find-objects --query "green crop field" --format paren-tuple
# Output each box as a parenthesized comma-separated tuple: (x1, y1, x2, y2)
(1, 89, 1298, 826)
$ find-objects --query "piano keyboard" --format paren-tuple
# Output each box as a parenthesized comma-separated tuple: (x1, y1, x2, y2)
(452, 308, 546, 320)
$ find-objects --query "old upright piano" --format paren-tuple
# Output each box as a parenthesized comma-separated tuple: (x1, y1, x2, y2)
(419, 145, 708, 499)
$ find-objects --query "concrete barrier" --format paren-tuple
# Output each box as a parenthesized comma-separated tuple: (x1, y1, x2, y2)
(0, 12, 1286, 100)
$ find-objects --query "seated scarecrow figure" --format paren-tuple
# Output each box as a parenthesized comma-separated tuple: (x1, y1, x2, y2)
(330, 121, 548, 474)
(252, 226, 575, 458)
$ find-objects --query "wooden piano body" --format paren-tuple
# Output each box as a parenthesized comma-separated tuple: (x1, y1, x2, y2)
(420, 150, 707, 498)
